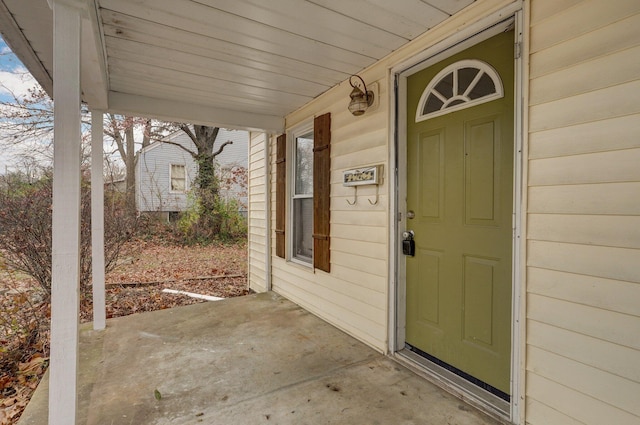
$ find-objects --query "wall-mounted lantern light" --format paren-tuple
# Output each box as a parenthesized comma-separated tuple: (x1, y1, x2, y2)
(348, 75, 375, 116)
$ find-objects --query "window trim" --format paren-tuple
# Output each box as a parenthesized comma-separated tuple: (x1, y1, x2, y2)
(169, 163, 187, 193)
(416, 59, 504, 122)
(287, 120, 315, 267)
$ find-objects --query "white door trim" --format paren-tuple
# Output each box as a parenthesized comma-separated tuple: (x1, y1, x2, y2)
(387, 2, 525, 423)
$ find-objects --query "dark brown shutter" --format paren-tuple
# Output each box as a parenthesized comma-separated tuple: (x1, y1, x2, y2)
(275, 134, 286, 258)
(313, 113, 331, 272)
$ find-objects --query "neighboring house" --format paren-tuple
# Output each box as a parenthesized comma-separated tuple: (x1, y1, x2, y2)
(135, 129, 248, 220)
(3, 1, 639, 424)
(104, 177, 125, 193)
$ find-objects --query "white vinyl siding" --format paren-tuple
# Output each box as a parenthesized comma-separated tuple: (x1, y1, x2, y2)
(136, 135, 195, 212)
(248, 131, 268, 293)
(258, 0, 518, 355)
(136, 129, 248, 213)
(268, 78, 390, 351)
(526, 1, 640, 424)
(245, 2, 640, 422)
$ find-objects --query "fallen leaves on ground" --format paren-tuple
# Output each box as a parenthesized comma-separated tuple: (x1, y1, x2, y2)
(0, 238, 248, 424)
(0, 350, 49, 425)
(82, 238, 249, 321)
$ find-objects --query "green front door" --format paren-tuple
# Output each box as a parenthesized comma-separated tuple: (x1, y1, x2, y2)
(405, 31, 514, 396)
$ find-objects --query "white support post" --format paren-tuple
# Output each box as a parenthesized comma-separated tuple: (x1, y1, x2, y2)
(91, 111, 106, 330)
(49, 1, 82, 424)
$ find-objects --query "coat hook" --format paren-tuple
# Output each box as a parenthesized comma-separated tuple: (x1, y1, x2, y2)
(368, 185, 379, 205)
(346, 186, 358, 205)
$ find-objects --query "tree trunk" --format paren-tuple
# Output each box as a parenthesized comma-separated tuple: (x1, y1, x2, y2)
(176, 125, 242, 239)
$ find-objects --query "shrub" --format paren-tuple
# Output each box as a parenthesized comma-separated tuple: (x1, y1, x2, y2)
(177, 191, 247, 244)
(0, 172, 136, 297)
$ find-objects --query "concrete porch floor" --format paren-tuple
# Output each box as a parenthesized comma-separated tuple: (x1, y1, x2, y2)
(19, 292, 503, 425)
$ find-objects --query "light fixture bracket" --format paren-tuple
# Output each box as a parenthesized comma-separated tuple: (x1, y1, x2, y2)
(348, 75, 374, 116)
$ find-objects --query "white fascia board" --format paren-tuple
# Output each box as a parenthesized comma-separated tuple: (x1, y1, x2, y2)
(0, 0, 53, 96)
(80, 0, 108, 109)
(107, 92, 285, 134)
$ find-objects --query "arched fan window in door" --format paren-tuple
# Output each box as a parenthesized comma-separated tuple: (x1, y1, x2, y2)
(416, 59, 503, 122)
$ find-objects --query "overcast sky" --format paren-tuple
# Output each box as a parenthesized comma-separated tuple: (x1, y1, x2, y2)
(0, 35, 41, 173)
(0, 37, 36, 101)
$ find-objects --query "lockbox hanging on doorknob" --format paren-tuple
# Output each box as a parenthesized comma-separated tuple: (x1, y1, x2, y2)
(402, 230, 415, 257)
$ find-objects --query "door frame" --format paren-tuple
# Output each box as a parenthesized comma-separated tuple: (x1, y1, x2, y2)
(388, 2, 526, 423)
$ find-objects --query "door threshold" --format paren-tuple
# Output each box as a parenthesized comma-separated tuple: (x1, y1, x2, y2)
(394, 348, 511, 424)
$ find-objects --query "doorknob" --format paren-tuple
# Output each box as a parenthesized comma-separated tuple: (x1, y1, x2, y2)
(406, 210, 415, 219)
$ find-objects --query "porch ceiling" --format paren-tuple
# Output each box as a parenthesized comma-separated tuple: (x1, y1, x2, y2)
(0, 0, 474, 132)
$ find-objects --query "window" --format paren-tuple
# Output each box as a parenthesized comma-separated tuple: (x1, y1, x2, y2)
(275, 113, 331, 272)
(292, 129, 314, 263)
(170, 164, 186, 192)
(416, 59, 503, 122)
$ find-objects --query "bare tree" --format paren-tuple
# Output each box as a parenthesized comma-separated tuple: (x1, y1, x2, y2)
(159, 125, 236, 237)
(160, 125, 232, 195)
(0, 85, 168, 215)
(0, 81, 235, 237)
(103, 155, 126, 187)
(103, 114, 156, 212)
(0, 85, 90, 165)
